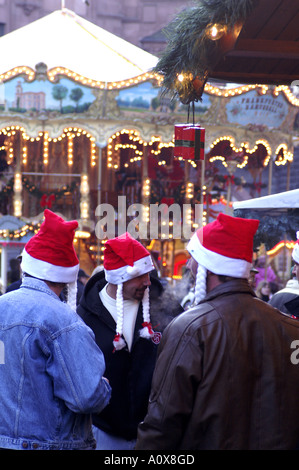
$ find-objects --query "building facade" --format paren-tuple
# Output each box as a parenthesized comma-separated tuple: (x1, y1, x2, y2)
(0, 0, 191, 54)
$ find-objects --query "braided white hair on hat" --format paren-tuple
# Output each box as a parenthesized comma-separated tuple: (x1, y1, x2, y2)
(113, 283, 126, 351)
(66, 280, 77, 312)
(139, 286, 153, 339)
(194, 264, 207, 305)
(113, 283, 153, 351)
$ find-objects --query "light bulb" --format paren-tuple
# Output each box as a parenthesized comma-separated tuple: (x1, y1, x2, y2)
(206, 23, 227, 40)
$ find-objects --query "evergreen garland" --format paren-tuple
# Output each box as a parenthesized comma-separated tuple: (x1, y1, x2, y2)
(0, 177, 79, 202)
(154, 0, 257, 103)
(22, 177, 79, 199)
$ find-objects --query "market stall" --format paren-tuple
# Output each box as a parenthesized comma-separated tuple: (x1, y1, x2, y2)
(233, 189, 299, 282)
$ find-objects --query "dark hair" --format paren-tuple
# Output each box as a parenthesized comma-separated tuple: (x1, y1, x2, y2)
(217, 275, 239, 283)
(23, 272, 66, 288)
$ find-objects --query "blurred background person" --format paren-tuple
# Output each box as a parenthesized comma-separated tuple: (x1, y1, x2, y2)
(256, 280, 271, 302)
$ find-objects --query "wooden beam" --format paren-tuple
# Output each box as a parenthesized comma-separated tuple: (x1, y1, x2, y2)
(228, 39, 299, 60)
(210, 70, 296, 85)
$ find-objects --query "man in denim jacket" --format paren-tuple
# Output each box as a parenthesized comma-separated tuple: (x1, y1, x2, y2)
(0, 210, 111, 450)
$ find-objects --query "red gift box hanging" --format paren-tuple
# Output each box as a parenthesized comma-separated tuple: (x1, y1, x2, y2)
(174, 124, 205, 161)
(184, 126, 205, 160)
(174, 124, 188, 158)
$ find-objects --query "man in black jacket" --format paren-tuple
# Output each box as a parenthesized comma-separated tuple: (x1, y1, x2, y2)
(77, 232, 182, 449)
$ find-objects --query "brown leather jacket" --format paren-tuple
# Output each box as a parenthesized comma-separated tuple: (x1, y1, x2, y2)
(136, 279, 299, 450)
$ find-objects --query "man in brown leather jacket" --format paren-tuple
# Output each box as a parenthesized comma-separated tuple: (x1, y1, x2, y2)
(136, 214, 299, 450)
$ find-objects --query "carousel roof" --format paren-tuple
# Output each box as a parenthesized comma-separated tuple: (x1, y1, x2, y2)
(0, 8, 158, 85)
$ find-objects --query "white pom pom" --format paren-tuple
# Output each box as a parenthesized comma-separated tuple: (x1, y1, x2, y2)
(140, 324, 153, 339)
(113, 334, 126, 351)
(296, 231, 299, 240)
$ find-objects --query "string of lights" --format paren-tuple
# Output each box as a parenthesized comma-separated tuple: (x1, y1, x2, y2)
(209, 136, 293, 167)
(1, 65, 299, 106)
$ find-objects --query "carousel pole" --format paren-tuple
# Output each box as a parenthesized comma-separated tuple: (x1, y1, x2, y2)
(13, 131, 23, 217)
(286, 160, 291, 191)
(225, 161, 237, 214)
(268, 154, 274, 195)
(142, 143, 149, 240)
(226, 180, 232, 214)
(96, 142, 104, 265)
(79, 142, 90, 222)
(200, 156, 205, 225)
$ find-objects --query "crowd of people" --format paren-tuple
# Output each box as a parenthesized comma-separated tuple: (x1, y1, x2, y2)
(249, 253, 299, 318)
(1, 209, 299, 450)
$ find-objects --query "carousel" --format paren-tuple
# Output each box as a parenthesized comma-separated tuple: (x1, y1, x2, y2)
(0, 3, 298, 289)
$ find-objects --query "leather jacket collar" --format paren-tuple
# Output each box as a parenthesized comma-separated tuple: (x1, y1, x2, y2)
(201, 278, 256, 304)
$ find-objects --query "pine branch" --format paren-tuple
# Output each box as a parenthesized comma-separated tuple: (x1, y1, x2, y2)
(154, 0, 258, 103)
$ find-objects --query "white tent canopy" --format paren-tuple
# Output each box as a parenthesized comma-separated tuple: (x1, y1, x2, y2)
(233, 189, 299, 210)
(0, 8, 158, 83)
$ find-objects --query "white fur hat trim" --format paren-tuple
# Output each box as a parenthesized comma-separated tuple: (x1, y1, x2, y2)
(105, 255, 154, 284)
(187, 232, 251, 278)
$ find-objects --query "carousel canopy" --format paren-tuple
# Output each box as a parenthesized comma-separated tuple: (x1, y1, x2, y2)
(233, 189, 299, 249)
(0, 8, 158, 84)
(233, 189, 299, 210)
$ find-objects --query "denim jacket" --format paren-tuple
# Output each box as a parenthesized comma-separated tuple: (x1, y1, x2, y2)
(0, 277, 111, 450)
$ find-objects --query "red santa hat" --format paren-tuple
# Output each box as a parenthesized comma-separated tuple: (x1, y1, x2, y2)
(103, 232, 154, 350)
(292, 231, 299, 264)
(187, 213, 259, 304)
(21, 209, 79, 309)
